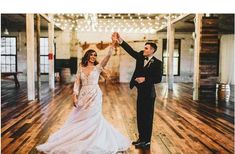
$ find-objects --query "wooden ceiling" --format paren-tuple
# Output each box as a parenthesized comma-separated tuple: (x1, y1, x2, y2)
(158, 14, 234, 34)
(1, 14, 61, 32)
(218, 14, 234, 34)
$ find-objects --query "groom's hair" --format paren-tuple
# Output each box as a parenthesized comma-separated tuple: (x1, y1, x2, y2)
(145, 42, 157, 53)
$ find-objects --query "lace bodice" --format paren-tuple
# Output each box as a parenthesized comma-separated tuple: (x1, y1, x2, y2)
(80, 65, 103, 86)
(73, 64, 103, 95)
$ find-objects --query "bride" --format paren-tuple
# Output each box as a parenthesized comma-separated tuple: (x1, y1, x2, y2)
(36, 41, 131, 153)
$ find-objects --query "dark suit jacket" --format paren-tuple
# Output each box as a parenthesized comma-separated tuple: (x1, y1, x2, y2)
(120, 41, 162, 94)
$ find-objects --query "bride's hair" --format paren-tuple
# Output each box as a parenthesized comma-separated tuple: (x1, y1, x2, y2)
(81, 49, 99, 67)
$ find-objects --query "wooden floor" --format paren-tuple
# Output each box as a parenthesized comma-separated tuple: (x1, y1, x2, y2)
(1, 81, 234, 154)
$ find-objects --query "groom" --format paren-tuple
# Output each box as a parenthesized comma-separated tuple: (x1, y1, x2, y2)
(112, 32, 162, 149)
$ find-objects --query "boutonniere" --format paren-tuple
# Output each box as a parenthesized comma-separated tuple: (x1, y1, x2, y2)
(147, 59, 154, 68)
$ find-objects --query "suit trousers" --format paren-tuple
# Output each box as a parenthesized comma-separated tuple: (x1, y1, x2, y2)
(136, 86, 155, 142)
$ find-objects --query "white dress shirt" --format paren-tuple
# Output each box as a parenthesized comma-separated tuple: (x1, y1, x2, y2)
(144, 56, 153, 67)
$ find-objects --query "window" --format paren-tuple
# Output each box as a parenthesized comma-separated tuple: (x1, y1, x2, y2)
(1, 37, 17, 72)
(162, 39, 181, 76)
(40, 37, 49, 74)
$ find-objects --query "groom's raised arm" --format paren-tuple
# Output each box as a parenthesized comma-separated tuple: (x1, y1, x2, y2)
(119, 41, 138, 59)
(112, 32, 138, 59)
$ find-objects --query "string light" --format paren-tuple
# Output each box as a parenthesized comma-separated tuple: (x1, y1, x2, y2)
(53, 13, 179, 33)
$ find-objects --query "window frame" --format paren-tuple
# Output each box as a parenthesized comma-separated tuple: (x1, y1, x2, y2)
(40, 37, 56, 75)
(162, 39, 181, 76)
(40, 37, 49, 75)
(1, 36, 17, 73)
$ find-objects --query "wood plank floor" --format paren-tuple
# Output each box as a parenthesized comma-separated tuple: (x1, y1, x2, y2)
(1, 81, 234, 154)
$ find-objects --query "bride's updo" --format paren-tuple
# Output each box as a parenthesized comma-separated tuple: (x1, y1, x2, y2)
(81, 49, 99, 67)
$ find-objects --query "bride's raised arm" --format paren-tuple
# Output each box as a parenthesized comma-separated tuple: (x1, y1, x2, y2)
(99, 45, 114, 68)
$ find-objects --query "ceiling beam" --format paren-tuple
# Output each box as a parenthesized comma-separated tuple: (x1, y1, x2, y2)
(40, 14, 63, 31)
(156, 13, 191, 33)
(171, 14, 192, 25)
(40, 14, 53, 23)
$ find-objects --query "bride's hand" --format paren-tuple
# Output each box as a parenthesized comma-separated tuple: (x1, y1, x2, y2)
(111, 40, 116, 48)
(112, 32, 120, 47)
(111, 35, 117, 47)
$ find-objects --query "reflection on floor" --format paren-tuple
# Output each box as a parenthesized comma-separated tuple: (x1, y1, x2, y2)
(1, 81, 234, 154)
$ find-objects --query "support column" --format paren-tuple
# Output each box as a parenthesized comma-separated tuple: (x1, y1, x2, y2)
(48, 14, 55, 89)
(193, 14, 202, 100)
(36, 14, 41, 100)
(166, 15, 175, 90)
(26, 14, 35, 100)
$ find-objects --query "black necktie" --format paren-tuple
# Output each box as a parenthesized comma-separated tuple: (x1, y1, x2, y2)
(144, 57, 149, 61)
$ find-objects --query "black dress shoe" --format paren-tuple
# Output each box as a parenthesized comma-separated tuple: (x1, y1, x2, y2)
(135, 142, 150, 149)
(132, 139, 142, 145)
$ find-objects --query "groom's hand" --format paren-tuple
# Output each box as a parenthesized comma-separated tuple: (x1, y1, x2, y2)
(135, 77, 145, 84)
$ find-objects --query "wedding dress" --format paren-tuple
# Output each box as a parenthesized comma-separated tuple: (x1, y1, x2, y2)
(36, 64, 130, 154)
